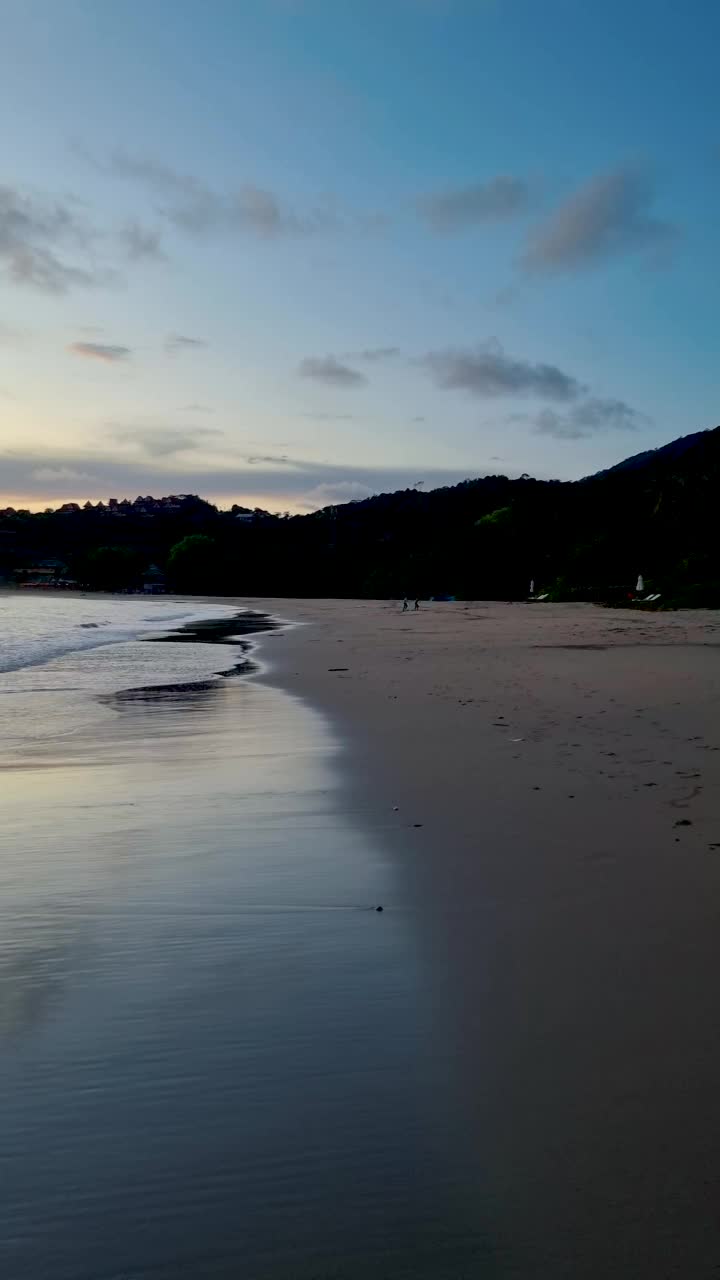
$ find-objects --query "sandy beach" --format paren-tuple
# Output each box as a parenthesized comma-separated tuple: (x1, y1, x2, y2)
(235, 597, 720, 1276)
(1, 595, 472, 1280)
(4, 595, 720, 1278)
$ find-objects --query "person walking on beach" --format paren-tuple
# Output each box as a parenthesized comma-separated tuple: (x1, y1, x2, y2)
(402, 597, 409, 612)
(414, 599, 420, 611)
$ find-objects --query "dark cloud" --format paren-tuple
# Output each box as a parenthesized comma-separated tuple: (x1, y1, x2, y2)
(411, 415, 426, 422)
(0, 183, 103, 293)
(572, 397, 646, 431)
(166, 333, 207, 352)
(532, 397, 647, 440)
(97, 150, 227, 234)
(111, 426, 223, 456)
(230, 185, 330, 237)
(534, 415, 587, 441)
(6, 247, 97, 293)
(120, 221, 165, 261)
(422, 341, 584, 401)
(97, 149, 338, 238)
(298, 355, 367, 388)
(418, 176, 530, 232)
(68, 342, 131, 362)
(522, 168, 677, 273)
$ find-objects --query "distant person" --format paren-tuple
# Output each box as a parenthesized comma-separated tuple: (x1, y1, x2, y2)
(402, 597, 408, 612)
(414, 599, 420, 611)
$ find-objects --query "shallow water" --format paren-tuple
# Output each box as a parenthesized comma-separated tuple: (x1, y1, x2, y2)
(0, 597, 478, 1279)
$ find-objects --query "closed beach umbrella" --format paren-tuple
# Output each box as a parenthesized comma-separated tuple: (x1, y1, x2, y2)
(636, 574, 644, 594)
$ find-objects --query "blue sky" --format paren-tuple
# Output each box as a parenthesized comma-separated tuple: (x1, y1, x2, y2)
(1, 0, 717, 510)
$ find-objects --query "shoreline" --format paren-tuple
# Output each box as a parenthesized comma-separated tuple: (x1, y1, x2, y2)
(2, 598, 445, 1280)
(5, 594, 720, 1273)
(141, 609, 283, 685)
(226, 596, 720, 1274)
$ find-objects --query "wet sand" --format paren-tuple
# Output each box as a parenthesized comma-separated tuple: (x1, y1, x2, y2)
(231, 598, 720, 1277)
(5, 596, 720, 1277)
(2, 614, 458, 1280)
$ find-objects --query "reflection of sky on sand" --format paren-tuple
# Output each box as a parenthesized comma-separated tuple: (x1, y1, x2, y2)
(0, 911, 89, 1041)
(0, 667, 475, 1280)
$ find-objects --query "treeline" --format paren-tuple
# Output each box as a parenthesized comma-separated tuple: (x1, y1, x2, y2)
(2, 425, 720, 604)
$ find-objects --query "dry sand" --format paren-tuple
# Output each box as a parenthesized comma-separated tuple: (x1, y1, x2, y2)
(232, 598, 720, 1275)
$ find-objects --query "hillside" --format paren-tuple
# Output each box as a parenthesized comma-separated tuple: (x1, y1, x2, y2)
(2, 426, 719, 603)
(590, 428, 712, 478)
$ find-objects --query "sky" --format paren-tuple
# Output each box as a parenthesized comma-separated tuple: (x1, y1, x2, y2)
(0, 0, 718, 513)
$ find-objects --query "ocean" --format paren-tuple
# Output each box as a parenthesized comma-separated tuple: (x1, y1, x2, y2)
(0, 594, 479, 1279)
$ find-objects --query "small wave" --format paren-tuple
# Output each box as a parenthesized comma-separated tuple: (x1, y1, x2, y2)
(0, 603, 239, 676)
(140, 610, 213, 624)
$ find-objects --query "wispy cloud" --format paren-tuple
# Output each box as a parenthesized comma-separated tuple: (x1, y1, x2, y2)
(418, 176, 531, 232)
(179, 402, 214, 413)
(531, 397, 647, 440)
(166, 333, 207, 352)
(298, 355, 367, 388)
(68, 342, 131, 362)
(119, 221, 165, 261)
(111, 425, 223, 455)
(522, 168, 677, 273)
(31, 464, 99, 484)
(231, 185, 335, 236)
(94, 149, 338, 238)
(421, 340, 584, 401)
(0, 183, 103, 293)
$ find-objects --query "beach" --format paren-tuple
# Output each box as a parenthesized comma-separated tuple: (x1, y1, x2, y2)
(241, 597, 720, 1275)
(3, 595, 720, 1277)
(0, 595, 472, 1280)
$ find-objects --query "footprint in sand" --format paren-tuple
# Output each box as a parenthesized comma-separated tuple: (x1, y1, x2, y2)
(669, 784, 703, 809)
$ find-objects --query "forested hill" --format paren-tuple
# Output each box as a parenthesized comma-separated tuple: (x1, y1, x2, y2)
(2, 425, 719, 604)
(589, 428, 712, 478)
